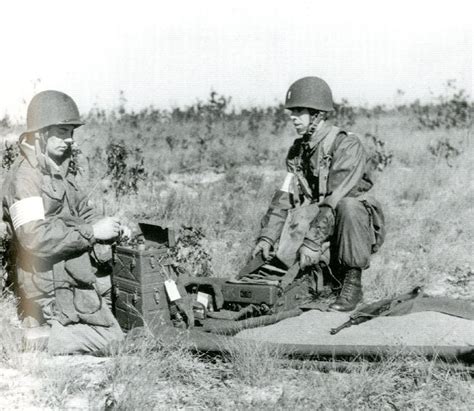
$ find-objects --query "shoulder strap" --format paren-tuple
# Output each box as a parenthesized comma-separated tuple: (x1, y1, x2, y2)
(318, 126, 341, 202)
(322, 126, 341, 156)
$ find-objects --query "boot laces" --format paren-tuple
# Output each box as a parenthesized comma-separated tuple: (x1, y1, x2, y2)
(339, 280, 355, 300)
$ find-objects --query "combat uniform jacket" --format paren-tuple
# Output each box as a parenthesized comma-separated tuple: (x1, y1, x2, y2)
(2, 142, 103, 324)
(259, 121, 384, 254)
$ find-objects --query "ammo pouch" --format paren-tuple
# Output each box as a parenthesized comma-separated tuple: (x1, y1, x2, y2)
(360, 197, 386, 254)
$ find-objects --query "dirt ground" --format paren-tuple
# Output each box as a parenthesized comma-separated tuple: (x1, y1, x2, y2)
(0, 354, 111, 410)
(2, 310, 471, 410)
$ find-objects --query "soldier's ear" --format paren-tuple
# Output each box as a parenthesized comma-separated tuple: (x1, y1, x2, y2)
(314, 110, 328, 122)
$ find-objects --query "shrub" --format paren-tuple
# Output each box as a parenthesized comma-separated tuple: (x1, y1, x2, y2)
(0, 114, 11, 129)
(106, 141, 148, 197)
(67, 145, 82, 176)
(168, 226, 214, 277)
(1, 141, 19, 170)
(363, 132, 393, 171)
(428, 137, 462, 167)
(270, 103, 289, 134)
(411, 80, 472, 129)
(331, 98, 357, 128)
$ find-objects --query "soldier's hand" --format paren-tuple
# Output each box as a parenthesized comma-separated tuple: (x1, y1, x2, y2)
(119, 225, 132, 241)
(299, 245, 321, 270)
(92, 217, 121, 241)
(252, 239, 274, 260)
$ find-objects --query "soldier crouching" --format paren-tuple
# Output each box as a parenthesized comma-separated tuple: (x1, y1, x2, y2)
(253, 77, 386, 311)
(2, 90, 127, 354)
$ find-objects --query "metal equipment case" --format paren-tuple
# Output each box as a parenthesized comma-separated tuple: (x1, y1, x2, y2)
(112, 223, 176, 332)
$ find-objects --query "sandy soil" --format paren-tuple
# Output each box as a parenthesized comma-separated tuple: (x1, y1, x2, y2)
(237, 310, 474, 347)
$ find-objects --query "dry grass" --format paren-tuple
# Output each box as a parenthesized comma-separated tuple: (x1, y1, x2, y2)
(0, 109, 472, 409)
(0, 293, 24, 368)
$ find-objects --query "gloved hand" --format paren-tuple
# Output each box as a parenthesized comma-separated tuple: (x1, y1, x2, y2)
(252, 239, 274, 260)
(299, 245, 321, 270)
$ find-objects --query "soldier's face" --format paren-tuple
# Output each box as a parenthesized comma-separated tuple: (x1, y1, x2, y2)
(289, 107, 311, 135)
(45, 125, 75, 160)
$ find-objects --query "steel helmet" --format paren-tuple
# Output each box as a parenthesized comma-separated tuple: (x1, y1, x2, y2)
(285, 77, 334, 112)
(22, 90, 84, 137)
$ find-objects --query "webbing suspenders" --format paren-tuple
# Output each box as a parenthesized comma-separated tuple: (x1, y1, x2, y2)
(317, 126, 340, 203)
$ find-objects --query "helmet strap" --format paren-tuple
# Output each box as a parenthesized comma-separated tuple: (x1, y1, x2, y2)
(305, 111, 326, 137)
(35, 130, 48, 153)
(33, 130, 54, 171)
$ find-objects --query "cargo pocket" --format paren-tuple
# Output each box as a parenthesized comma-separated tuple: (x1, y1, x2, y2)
(41, 179, 66, 215)
(361, 199, 386, 254)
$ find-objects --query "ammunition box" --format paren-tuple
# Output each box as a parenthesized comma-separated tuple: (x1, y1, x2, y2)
(112, 224, 175, 332)
(272, 275, 314, 312)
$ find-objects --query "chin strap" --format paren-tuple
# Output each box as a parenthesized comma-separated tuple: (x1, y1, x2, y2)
(34, 133, 49, 172)
(304, 111, 325, 139)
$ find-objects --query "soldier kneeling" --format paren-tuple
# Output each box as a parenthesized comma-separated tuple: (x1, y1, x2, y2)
(2, 90, 128, 354)
(252, 77, 386, 311)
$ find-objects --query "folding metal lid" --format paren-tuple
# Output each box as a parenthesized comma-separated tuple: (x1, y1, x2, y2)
(138, 222, 175, 247)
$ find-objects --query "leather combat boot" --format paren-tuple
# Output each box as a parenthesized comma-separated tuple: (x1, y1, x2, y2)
(329, 268, 363, 311)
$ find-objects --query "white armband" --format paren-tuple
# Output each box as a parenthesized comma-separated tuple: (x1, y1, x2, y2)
(164, 279, 181, 302)
(9, 197, 45, 230)
(280, 173, 294, 193)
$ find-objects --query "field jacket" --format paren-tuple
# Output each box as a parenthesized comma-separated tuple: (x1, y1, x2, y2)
(259, 121, 376, 251)
(1, 142, 110, 325)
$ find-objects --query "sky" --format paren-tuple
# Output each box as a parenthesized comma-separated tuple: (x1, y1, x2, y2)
(0, 0, 472, 121)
